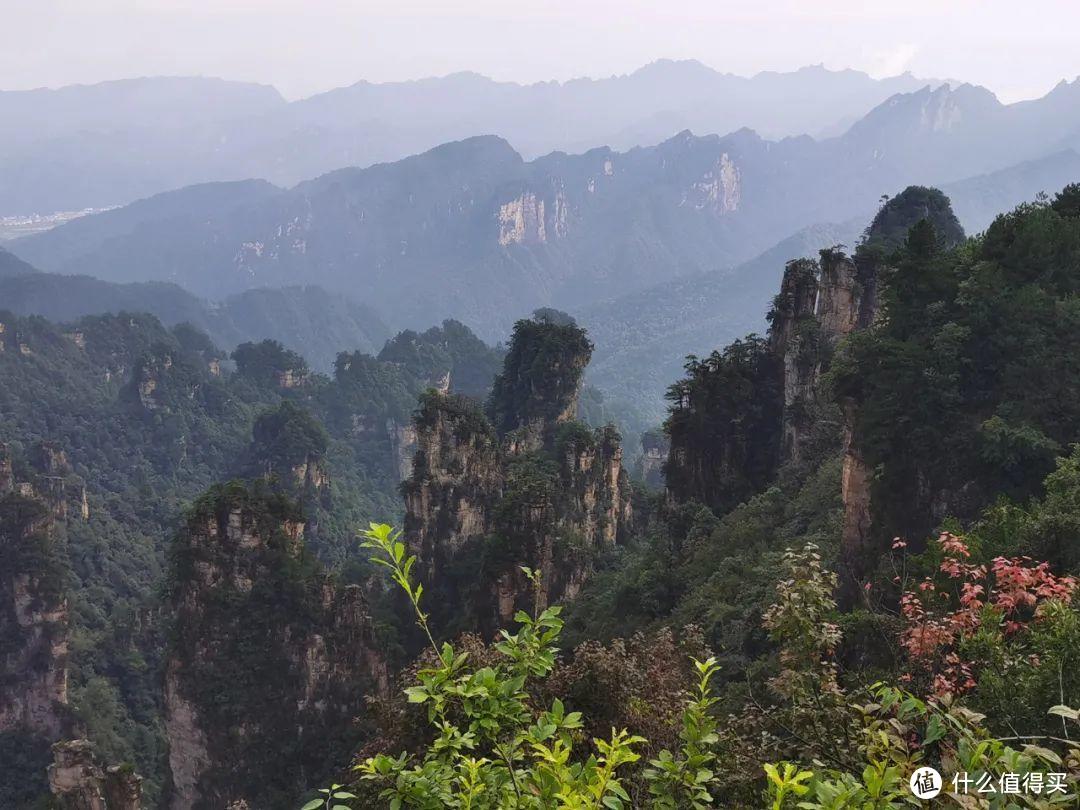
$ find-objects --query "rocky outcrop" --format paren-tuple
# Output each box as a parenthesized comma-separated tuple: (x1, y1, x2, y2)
(164, 484, 388, 810)
(559, 426, 633, 551)
(488, 315, 593, 453)
(665, 187, 965, 516)
(48, 739, 142, 810)
(388, 418, 419, 481)
(403, 393, 503, 579)
(404, 316, 631, 631)
(768, 259, 822, 466)
(0, 442, 74, 742)
(496, 188, 569, 246)
(639, 430, 670, 489)
(830, 188, 963, 600)
(683, 153, 741, 215)
(290, 454, 330, 493)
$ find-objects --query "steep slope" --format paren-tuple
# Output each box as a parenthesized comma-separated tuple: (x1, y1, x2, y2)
(164, 483, 387, 810)
(0, 308, 500, 804)
(403, 314, 632, 634)
(14, 132, 814, 334)
(576, 219, 865, 427)
(661, 187, 964, 514)
(565, 183, 1080, 665)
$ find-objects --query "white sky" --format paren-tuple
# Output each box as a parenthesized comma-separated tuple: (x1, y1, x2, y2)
(3, 0, 1079, 103)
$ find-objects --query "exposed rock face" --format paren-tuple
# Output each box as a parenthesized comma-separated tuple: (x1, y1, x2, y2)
(275, 367, 307, 389)
(771, 249, 873, 464)
(769, 259, 822, 466)
(0, 443, 72, 742)
(404, 316, 631, 631)
(830, 188, 964, 600)
(684, 153, 741, 215)
(164, 485, 388, 810)
(388, 418, 419, 481)
(403, 393, 503, 579)
(816, 249, 869, 336)
(496, 188, 570, 246)
(48, 739, 142, 810)
(759, 247, 880, 597)
(163, 662, 210, 810)
(290, 454, 330, 492)
(498, 192, 547, 246)
(639, 430, 670, 489)
(0, 442, 12, 494)
(559, 426, 633, 551)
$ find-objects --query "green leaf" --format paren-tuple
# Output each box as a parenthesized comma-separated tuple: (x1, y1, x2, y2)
(300, 801, 324, 810)
(924, 714, 946, 745)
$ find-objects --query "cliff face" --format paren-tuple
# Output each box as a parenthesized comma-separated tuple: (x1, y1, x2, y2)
(403, 316, 631, 632)
(164, 484, 388, 810)
(768, 259, 822, 466)
(48, 739, 142, 810)
(767, 249, 872, 468)
(639, 430, 670, 489)
(664, 188, 959, 523)
(0, 442, 74, 742)
(403, 393, 504, 579)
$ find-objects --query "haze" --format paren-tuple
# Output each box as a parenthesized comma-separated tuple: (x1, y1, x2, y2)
(4, 0, 1079, 102)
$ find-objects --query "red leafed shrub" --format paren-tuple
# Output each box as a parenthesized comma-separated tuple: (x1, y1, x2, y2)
(899, 531, 1077, 696)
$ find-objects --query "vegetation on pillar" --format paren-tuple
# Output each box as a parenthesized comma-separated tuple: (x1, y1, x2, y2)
(249, 401, 329, 477)
(663, 337, 783, 512)
(486, 312, 593, 441)
(828, 187, 1080, 557)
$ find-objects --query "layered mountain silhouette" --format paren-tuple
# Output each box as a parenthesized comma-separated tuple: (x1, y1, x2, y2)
(0, 63, 937, 214)
(0, 263, 389, 371)
(12, 76, 1080, 342)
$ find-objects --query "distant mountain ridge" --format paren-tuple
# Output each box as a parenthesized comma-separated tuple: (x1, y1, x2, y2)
(0, 62, 940, 215)
(0, 270, 390, 371)
(13, 77, 1080, 343)
(0, 246, 38, 277)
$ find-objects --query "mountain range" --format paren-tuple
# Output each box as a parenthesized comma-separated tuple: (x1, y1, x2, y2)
(5, 67, 1080, 436)
(12, 78, 1080, 337)
(0, 62, 940, 215)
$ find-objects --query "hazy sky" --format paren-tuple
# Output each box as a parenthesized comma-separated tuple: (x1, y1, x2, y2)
(3, 0, 1079, 103)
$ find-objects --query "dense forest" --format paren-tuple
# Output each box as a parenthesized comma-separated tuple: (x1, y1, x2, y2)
(4, 184, 1080, 808)
(0, 313, 501, 806)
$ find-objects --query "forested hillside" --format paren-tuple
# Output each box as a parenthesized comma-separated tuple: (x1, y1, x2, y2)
(5, 185, 1080, 809)
(312, 185, 1080, 807)
(0, 311, 500, 806)
(0, 270, 392, 372)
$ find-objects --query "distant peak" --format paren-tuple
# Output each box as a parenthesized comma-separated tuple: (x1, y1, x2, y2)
(422, 134, 522, 163)
(632, 59, 719, 78)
